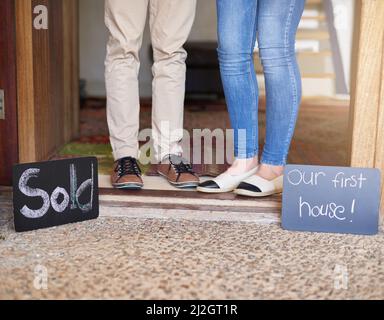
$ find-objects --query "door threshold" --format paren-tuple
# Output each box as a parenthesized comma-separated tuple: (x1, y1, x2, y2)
(1, 184, 282, 225)
(99, 188, 282, 224)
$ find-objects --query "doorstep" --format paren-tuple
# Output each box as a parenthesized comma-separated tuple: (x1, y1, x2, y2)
(99, 186, 282, 225)
(0, 183, 282, 226)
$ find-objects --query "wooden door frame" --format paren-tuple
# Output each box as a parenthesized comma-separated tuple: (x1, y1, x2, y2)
(349, 0, 384, 214)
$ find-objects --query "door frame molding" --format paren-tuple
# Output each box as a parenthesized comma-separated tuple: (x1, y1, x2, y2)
(349, 0, 384, 214)
(15, 0, 36, 163)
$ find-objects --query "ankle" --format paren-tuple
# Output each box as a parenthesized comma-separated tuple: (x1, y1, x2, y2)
(227, 158, 259, 175)
(257, 164, 284, 180)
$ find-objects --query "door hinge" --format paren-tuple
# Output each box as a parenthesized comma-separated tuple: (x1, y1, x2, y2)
(0, 90, 4, 120)
(0, 90, 5, 120)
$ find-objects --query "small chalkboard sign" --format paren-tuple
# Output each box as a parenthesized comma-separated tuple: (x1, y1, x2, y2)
(282, 165, 381, 235)
(13, 157, 99, 232)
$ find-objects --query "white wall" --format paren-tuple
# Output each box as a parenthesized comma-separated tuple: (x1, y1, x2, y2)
(79, 0, 218, 98)
(79, 0, 108, 97)
(331, 0, 355, 94)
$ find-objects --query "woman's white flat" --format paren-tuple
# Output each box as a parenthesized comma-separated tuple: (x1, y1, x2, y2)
(234, 175, 284, 197)
(197, 167, 258, 194)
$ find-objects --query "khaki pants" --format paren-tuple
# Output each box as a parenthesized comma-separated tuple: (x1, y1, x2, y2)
(105, 0, 197, 162)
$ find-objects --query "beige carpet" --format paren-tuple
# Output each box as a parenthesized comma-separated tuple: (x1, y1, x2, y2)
(1, 190, 383, 300)
(1, 100, 366, 300)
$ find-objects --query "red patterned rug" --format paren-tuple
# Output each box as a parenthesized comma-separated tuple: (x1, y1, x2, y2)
(59, 98, 349, 175)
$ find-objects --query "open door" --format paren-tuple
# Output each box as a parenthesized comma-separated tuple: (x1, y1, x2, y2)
(15, 0, 80, 166)
(0, 0, 18, 185)
(0, 0, 79, 185)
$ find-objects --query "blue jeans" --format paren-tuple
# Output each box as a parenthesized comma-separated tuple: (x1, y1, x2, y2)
(217, 0, 305, 166)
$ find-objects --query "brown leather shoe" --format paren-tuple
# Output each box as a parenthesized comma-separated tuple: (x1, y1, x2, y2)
(111, 157, 144, 189)
(157, 155, 200, 189)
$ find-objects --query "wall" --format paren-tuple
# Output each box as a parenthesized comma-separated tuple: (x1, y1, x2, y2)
(79, 0, 108, 97)
(79, 0, 218, 98)
(328, 0, 355, 94)
(332, 0, 355, 93)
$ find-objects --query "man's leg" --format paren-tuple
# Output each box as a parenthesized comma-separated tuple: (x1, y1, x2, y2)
(105, 0, 148, 189)
(149, 0, 197, 162)
(149, 0, 199, 189)
(105, 0, 148, 161)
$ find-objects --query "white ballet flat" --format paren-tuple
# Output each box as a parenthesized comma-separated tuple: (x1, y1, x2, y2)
(234, 175, 284, 197)
(197, 167, 258, 194)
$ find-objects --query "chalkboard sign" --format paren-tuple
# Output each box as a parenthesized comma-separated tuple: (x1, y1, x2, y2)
(282, 165, 381, 235)
(13, 157, 99, 232)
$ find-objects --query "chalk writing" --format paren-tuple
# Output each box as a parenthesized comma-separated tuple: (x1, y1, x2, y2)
(18, 163, 94, 219)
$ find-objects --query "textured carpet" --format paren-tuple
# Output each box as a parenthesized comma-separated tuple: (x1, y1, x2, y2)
(3, 99, 378, 301)
(59, 99, 349, 175)
(0, 214, 383, 300)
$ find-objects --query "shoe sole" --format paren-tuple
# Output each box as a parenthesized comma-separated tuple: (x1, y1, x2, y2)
(157, 172, 199, 189)
(234, 188, 283, 198)
(113, 183, 144, 190)
(196, 186, 236, 194)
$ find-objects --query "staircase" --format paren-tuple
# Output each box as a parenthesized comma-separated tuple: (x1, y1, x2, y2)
(255, 0, 337, 97)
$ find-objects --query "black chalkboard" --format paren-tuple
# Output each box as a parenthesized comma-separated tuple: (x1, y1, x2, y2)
(282, 165, 381, 235)
(13, 157, 99, 232)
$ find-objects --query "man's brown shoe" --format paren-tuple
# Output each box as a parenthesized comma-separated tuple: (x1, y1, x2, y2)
(111, 157, 144, 189)
(157, 155, 200, 189)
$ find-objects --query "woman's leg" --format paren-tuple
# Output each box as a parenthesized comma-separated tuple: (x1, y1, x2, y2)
(257, 0, 305, 180)
(217, 0, 259, 174)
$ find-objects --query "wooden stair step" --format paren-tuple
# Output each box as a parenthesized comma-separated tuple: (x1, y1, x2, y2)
(306, 0, 322, 4)
(302, 15, 326, 22)
(297, 50, 332, 57)
(306, 0, 323, 6)
(254, 52, 334, 76)
(256, 71, 335, 79)
(297, 30, 330, 40)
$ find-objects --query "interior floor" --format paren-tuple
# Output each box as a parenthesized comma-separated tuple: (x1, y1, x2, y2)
(58, 97, 350, 180)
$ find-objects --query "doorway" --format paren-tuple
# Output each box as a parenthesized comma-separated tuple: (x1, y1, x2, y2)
(66, 1, 351, 184)
(2, 0, 384, 213)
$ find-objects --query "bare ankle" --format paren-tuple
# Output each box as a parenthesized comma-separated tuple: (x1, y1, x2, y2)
(257, 164, 284, 180)
(227, 158, 259, 175)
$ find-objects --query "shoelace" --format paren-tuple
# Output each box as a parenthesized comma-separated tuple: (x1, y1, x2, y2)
(116, 157, 142, 178)
(168, 156, 196, 181)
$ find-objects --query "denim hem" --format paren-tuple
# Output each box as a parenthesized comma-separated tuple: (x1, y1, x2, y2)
(260, 158, 287, 167)
(235, 152, 259, 160)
